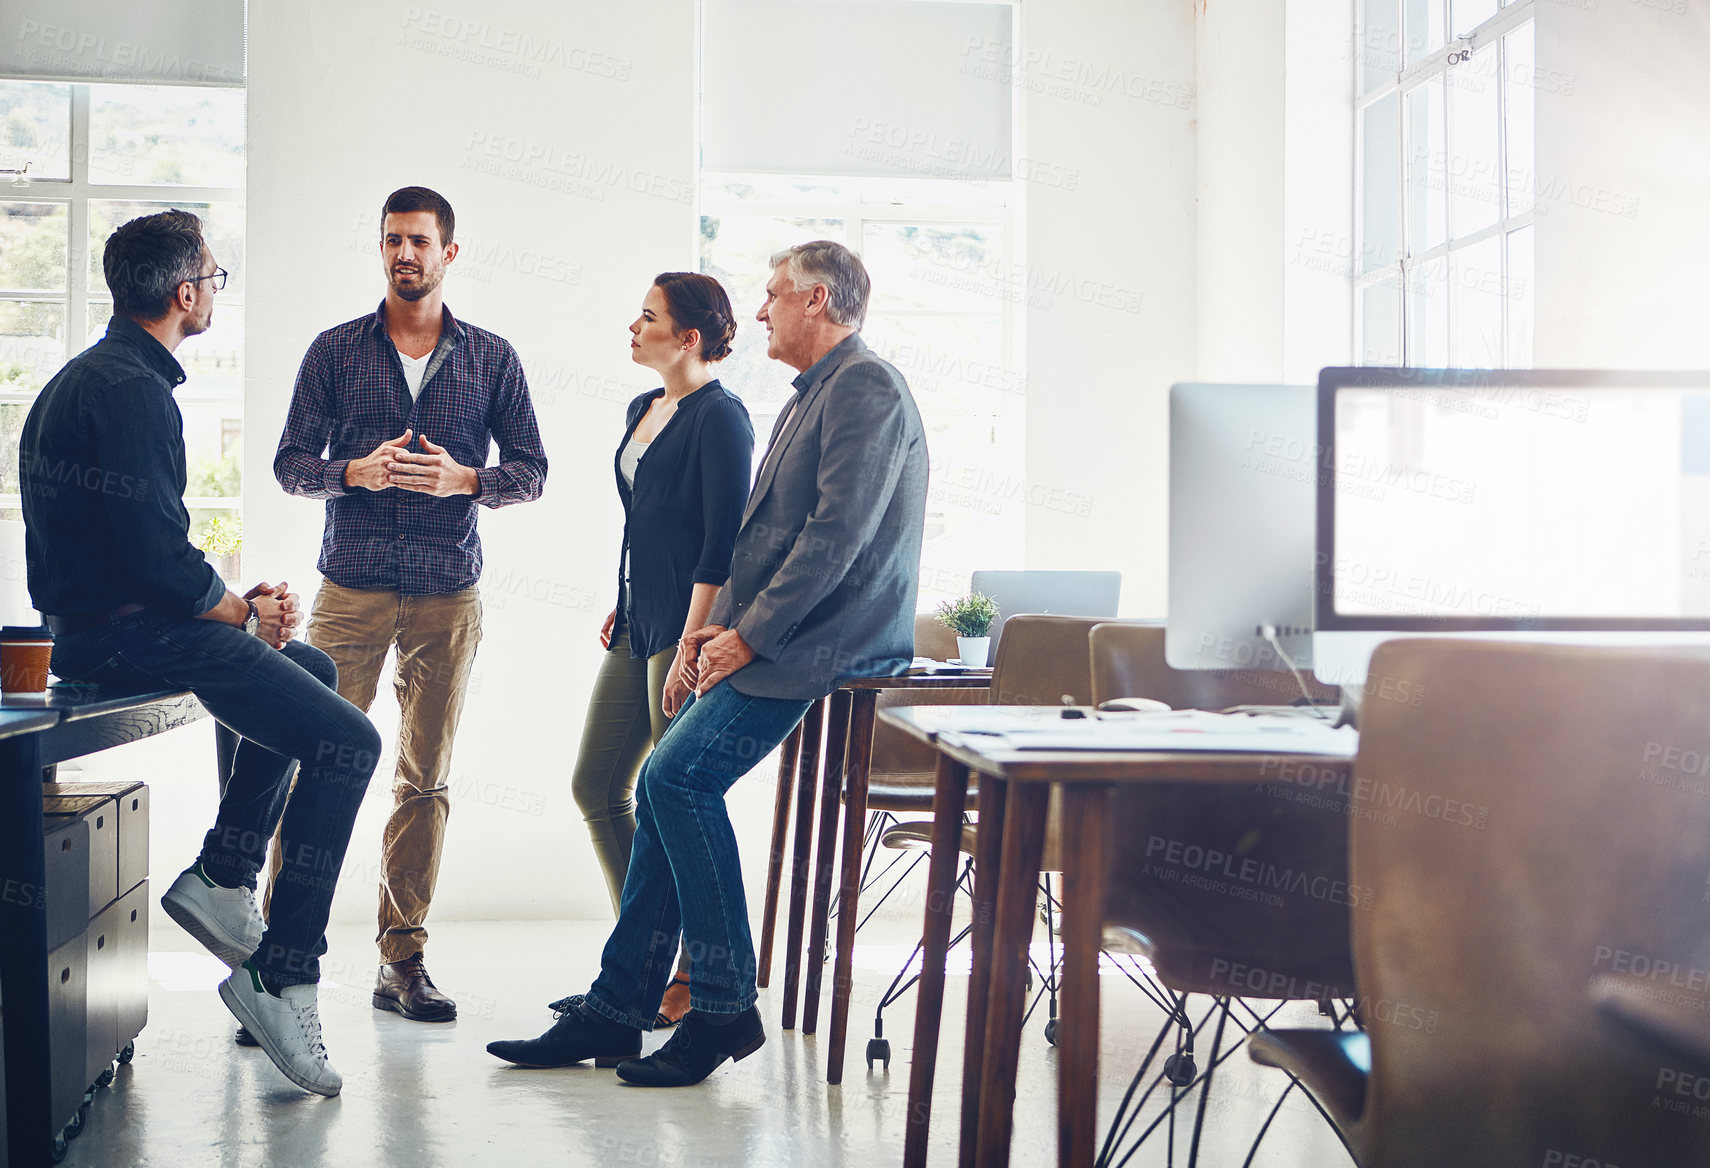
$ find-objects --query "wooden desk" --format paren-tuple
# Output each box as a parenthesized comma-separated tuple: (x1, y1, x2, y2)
(879, 705, 1355, 1168)
(0, 689, 205, 1168)
(759, 670, 991, 1085)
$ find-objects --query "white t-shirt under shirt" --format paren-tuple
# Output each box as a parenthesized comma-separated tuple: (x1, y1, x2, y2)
(397, 347, 431, 399)
(619, 436, 649, 488)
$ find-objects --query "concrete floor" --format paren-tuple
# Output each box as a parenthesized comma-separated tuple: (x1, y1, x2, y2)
(60, 919, 1357, 1168)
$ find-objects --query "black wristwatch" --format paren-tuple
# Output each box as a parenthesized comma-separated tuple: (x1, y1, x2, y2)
(243, 600, 260, 638)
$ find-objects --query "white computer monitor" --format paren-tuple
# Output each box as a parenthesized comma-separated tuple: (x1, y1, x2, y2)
(1312, 367, 1710, 686)
(1165, 383, 1317, 672)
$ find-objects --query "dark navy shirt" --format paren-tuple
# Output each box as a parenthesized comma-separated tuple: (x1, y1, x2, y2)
(615, 380, 753, 658)
(273, 302, 548, 594)
(20, 316, 227, 619)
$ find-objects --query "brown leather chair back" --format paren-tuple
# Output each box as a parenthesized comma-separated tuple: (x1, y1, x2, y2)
(1089, 621, 1338, 709)
(1091, 619, 1355, 996)
(868, 614, 988, 780)
(1349, 639, 1710, 1166)
(988, 613, 1104, 707)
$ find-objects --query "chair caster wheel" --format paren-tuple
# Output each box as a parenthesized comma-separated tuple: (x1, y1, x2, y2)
(96, 1063, 115, 1088)
(866, 1038, 891, 1070)
(52, 1134, 68, 1163)
(64, 1104, 86, 1140)
(1163, 1052, 1197, 1087)
(1044, 1018, 1058, 1045)
(117, 1041, 135, 1065)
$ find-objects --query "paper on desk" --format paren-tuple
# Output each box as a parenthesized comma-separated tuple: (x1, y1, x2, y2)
(971, 709, 1359, 755)
(909, 657, 990, 674)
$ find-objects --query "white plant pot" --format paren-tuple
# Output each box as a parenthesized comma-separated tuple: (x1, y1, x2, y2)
(956, 635, 991, 668)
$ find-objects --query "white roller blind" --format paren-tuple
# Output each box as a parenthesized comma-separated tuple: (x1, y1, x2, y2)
(703, 0, 1012, 179)
(1, 0, 246, 87)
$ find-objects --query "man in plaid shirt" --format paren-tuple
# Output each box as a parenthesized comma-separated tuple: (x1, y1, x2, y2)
(273, 186, 547, 1023)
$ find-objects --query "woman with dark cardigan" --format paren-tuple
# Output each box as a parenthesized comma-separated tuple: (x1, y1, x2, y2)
(571, 272, 754, 1026)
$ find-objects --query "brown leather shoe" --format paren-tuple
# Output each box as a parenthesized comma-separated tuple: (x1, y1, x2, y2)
(373, 953, 457, 1022)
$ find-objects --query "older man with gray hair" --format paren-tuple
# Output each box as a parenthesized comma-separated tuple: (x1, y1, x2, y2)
(489, 240, 928, 1087)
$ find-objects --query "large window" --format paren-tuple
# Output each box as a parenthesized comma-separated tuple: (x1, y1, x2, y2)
(0, 79, 245, 572)
(1355, 0, 1534, 368)
(700, 173, 1022, 609)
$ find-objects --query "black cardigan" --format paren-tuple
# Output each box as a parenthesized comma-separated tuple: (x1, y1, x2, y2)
(614, 379, 754, 659)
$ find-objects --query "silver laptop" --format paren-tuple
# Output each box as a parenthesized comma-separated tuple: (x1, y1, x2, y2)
(969, 569, 1122, 652)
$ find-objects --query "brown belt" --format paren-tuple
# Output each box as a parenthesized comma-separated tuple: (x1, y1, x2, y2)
(44, 603, 147, 635)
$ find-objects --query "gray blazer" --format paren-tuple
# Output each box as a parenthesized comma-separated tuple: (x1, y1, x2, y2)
(709, 333, 928, 700)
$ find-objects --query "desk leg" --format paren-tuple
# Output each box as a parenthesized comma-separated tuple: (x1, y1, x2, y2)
(903, 753, 972, 1168)
(825, 689, 876, 1084)
(780, 698, 825, 1030)
(803, 688, 852, 1033)
(757, 723, 803, 990)
(1058, 787, 1111, 1168)
(974, 781, 1049, 1168)
(959, 773, 1009, 1168)
(1, 734, 53, 1168)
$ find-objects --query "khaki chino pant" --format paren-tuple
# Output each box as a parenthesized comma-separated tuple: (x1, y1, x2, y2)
(264, 580, 482, 964)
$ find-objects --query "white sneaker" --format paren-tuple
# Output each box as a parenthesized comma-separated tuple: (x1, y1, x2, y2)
(218, 961, 343, 1097)
(161, 861, 265, 967)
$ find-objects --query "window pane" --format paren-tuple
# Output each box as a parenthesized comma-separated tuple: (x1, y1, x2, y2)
(88, 201, 245, 298)
(1407, 255, 1448, 365)
(0, 299, 66, 393)
(0, 202, 68, 292)
(1405, 78, 1447, 257)
(1451, 236, 1502, 366)
(1360, 0, 1401, 92)
(0, 81, 71, 183)
(863, 223, 1006, 314)
(864, 314, 1009, 417)
(1404, 0, 1445, 66)
(699, 214, 844, 410)
(1360, 272, 1403, 365)
(1453, 0, 1498, 37)
(1361, 94, 1401, 272)
(181, 404, 243, 497)
(1504, 23, 1535, 217)
(701, 174, 856, 204)
(1448, 45, 1501, 237)
(1506, 225, 1533, 367)
(88, 85, 245, 188)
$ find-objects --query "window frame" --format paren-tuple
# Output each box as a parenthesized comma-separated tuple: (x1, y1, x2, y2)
(0, 81, 244, 514)
(1354, 0, 1535, 367)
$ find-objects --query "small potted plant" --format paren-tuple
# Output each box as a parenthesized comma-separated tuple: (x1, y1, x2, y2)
(935, 592, 999, 668)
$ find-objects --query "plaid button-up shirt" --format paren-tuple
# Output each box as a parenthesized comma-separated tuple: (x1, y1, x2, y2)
(274, 302, 548, 594)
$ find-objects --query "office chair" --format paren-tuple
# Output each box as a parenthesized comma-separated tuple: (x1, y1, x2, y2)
(1250, 639, 1710, 1167)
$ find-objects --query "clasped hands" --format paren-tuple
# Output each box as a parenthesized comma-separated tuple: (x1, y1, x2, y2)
(345, 429, 479, 496)
(663, 624, 755, 716)
(243, 581, 300, 650)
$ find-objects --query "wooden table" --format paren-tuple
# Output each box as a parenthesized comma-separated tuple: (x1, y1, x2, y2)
(878, 705, 1355, 1168)
(0, 688, 206, 1168)
(755, 670, 991, 1084)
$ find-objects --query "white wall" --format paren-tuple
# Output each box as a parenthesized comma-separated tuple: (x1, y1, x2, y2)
(1534, 1, 1710, 368)
(1020, 0, 1198, 618)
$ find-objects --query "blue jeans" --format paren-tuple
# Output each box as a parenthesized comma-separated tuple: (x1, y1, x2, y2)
(585, 681, 810, 1027)
(52, 610, 382, 988)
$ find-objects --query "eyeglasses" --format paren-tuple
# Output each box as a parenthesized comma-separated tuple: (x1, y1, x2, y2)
(187, 267, 228, 292)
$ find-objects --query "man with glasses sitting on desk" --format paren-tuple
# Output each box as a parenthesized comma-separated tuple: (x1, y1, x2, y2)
(18, 209, 381, 1097)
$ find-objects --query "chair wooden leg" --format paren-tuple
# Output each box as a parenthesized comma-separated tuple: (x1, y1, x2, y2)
(974, 781, 1049, 1168)
(904, 754, 973, 1168)
(826, 689, 878, 1083)
(804, 689, 852, 1035)
(756, 722, 802, 989)
(959, 774, 1009, 1168)
(780, 698, 825, 1030)
(1059, 786, 1112, 1168)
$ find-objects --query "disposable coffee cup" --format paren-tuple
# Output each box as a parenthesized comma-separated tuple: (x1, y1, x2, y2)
(0, 625, 54, 695)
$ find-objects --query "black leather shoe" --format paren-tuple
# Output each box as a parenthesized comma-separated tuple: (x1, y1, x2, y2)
(234, 1025, 257, 1047)
(486, 997, 642, 1068)
(373, 953, 457, 1022)
(615, 1007, 765, 1087)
